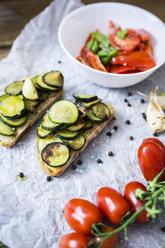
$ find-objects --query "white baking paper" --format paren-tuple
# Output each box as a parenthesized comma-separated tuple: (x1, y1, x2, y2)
(0, 0, 165, 247)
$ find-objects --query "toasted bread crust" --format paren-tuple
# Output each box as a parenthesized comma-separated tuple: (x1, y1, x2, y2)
(37, 103, 114, 177)
(0, 89, 64, 147)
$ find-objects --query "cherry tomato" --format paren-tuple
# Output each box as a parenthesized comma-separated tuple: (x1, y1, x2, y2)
(111, 51, 155, 69)
(109, 29, 140, 52)
(86, 50, 107, 72)
(59, 233, 89, 248)
(138, 138, 165, 181)
(137, 29, 151, 42)
(124, 181, 149, 223)
(96, 187, 131, 224)
(94, 226, 119, 248)
(64, 199, 102, 235)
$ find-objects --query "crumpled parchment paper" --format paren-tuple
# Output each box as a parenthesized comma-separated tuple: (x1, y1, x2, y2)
(0, 0, 165, 247)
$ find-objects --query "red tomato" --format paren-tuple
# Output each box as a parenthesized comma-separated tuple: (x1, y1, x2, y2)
(109, 29, 140, 52)
(108, 21, 116, 35)
(137, 29, 151, 42)
(64, 199, 102, 235)
(110, 66, 136, 74)
(111, 51, 155, 69)
(59, 233, 89, 248)
(94, 226, 119, 248)
(96, 187, 131, 224)
(86, 50, 107, 72)
(138, 138, 165, 181)
(124, 181, 149, 223)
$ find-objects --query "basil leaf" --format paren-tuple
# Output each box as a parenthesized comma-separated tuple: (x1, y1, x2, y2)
(87, 38, 94, 49)
(97, 50, 110, 57)
(91, 32, 110, 49)
(117, 29, 127, 39)
(91, 40, 99, 53)
(100, 49, 118, 65)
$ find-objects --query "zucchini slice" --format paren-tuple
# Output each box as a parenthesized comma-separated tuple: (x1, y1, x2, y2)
(36, 73, 59, 92)
(38, 92, 48, 102)
(43, 71, 64, 88)
(0, 95, 26, 119)
(92, 102, 110, 120)
(24, 99, 39, 112)
(37, 124, 53, 138)
(67, 119, 85, 131)
(42, 114, 63, 131)
(37, 134, 63, 153)
(22, 78, 38, 100)
(76, 99, 101, 108)
(0, 114, 27, 127)
(41, 142, 70, 167)
(49, 100, 79, 124)
(159, 92, 165, 96)
(56, 130, 79, 140)
(0, 94, 7, 103)
(73, 94, 98, 102)
(86, 108, 103, 122)
(5, 81, 24, 96)
(0, 119, 15, 136)
(83, 120, 93, 130)
(76, 102, 86, 118)
(63, 134, 86, 150)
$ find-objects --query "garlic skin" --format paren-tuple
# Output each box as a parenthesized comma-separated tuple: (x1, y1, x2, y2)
(158, 96, 165, 110)
(146, 87, 165, 132)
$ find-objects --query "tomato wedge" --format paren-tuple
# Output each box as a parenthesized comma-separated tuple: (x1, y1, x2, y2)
(64, 199, 102, 235)
(110, 66, 136, 74)
(138, 138, 165, 181)
(59, 233, 89, 248)
(111, 51, 155, 69)
(109, 29, 140, 52)
(138, 29, 151, 42)
(86, 50, 107, 72)
(124, 181, 149, 223)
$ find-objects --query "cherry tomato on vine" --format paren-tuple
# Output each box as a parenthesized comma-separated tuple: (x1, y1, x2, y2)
(94, 226, 119, 248)
(124, 181, 149, 223)
(138, 138, 165, 181)
(64, 199, 102, 235)
(96, 187, 131, 224)
(59, 232, 89, 248)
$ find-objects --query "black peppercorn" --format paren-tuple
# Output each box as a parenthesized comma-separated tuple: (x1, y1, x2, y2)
(97, 159, 103, 164)
(71, 164, 77, 170)
(58, 60, 62, 64)
(161, 227, 165, 232)
(113, 126, 118, 131)
(106, 131, 112, 137)
(128, 92, 132, 96)
(77, 160, 82, 165)
(153, 132, 158, 137)
(141, 99, 145, 103)
(113, 116, 116, 120)
(129, 136, 134, 140)
(124, 99, 128, 103)
(19, 172, 24, 178)
(47, 176, 52, 182)
(125, 120, 131, 125)
(127, 103, 132, 107)
(108, 151, 114, 157)
(142, 112, 146, 121)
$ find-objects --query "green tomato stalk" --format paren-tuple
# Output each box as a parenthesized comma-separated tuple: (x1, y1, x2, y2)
(90, 168, 165, 248)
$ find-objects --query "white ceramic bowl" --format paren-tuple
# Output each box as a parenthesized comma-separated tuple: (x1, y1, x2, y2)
(58, 3, 165, 88)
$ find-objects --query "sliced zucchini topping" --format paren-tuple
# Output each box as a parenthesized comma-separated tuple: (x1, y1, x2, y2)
(92, 102, 110, 120)
(0, 114, 27, 127)
(63, 134, 86, 150)
(76, 102, 86, 118)
(36, 73, 59, 92)
(38, 92, 48, 102)
(22, 78, 38, 100)
(77, 98, 101, 108)
(0, 119, 15, 136)
(0, 95, 26, 119)
(43, 71, 64, 88)
(67, 119, 85, 132)
(37, 124, 53, 138)
(41, 142, 70, 167)
(42, 114, 63, 131)
(73, 94, 98, 102)
(24, 99, 39, 113)
(37, 134, 63, 153)
(0, 94, 7, 103)
(49, 100, 78, 124)
(56, 130, 79, 140)
(86, 108, 103, 122)
(83, 120, 93, 130)
(5, 81, 24, 96)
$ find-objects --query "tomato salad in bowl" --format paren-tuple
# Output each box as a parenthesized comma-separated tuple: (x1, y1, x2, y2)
(77, 21, 155, 74)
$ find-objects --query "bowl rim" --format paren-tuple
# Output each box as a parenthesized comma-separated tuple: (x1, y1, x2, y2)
(58, 2, 165, 77)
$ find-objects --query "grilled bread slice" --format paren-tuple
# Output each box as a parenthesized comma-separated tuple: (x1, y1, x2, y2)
(37, 103, 114, 177)
(0, 90, 64, 147)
